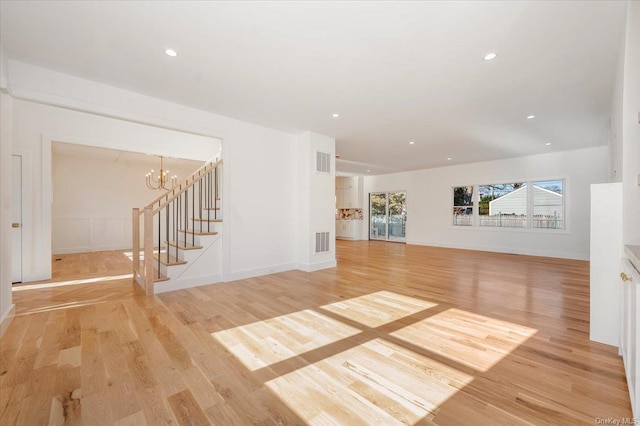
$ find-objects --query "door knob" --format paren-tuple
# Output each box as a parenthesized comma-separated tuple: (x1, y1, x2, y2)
(621, 272, 632, 282)
(11, 223, 20, 228)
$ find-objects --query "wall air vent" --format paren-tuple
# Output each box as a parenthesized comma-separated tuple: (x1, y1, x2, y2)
(316, 151, 331, 174)
(315, 232, 330, 253)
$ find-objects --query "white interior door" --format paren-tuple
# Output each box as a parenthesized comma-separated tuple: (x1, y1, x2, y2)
(11, 155, 22, 283)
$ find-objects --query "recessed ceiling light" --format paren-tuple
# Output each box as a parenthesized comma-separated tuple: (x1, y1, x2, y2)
(409, 141, 416, 145)
(545, 142, 552, 146)
(447, 157, 452, 161)
(164, 49, 178, 57)
(527, 115, 536, 119)
(483, 52, 497, 61)
(366, 169, 371, 172)
(332, 113, 340, 118)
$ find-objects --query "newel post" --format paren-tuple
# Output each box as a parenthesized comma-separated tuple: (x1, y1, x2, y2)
(143, 206, 154, 296)
(132, 208, 140, 275)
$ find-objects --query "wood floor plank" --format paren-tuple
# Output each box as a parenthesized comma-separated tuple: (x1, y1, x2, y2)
(167, 388, 210, 426)
(0, 383, 26, 425)
(0, 242, 633, 424)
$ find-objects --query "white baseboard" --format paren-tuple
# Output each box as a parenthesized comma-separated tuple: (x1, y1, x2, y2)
(407, 240, 589, 261)
(297, 260, 337, 272)
(223, 263, 298, 283)
(155, 259, 338, 292)
(53, 245, 132, 255)
(20, 272, 52, 283)
(154, 274, 223, 294)
(0, 304, 16, 338)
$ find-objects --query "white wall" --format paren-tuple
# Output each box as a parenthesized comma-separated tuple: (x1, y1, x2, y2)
(295, 132, 336, 272)
(0, 93, 14, 329)
(0, 46, 12, 329)
(609, 1, 640, 245)
(621, 1, 640, 246)
(52, 152, 202, 254)
(11, 99, 220, 281)
(363, 146, 608, 260)
(0, 45, 8, 90)
(609, 17, 625, 184)
(223, 120, 298, 280)
(2, 60, 316, 289)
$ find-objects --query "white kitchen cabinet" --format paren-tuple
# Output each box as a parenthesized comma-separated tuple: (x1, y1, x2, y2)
(336, 188, 346, 209)
(336, 220, 361, 240)
(620, 251, 640, 418)
(344, 184, 358, 207)
(335, 220, 346, 238)
(336, 177, 362, 209)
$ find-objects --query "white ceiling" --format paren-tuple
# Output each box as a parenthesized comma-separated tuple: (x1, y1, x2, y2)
(1, 1, 627, 174)
(52, 142, 204, 171)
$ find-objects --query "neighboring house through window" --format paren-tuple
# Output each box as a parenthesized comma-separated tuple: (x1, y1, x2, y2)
(452, 179, 565, 230)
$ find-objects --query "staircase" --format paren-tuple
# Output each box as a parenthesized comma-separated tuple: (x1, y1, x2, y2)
(132, 156, 222, 295)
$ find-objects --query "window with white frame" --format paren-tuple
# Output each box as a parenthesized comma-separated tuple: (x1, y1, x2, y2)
(479, 182, 527, 228)
(532, 180, 564, 229)
(452, 186, 474, 226)
(452, 179, 565, 230)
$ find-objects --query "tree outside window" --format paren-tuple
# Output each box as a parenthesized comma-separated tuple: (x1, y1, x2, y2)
(452, 186, 473, 226)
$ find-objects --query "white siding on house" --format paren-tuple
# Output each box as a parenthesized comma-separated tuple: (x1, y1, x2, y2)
(533, 186, 563, 217)
(489, 186, 528, 216)
(489, 185, 562, 217)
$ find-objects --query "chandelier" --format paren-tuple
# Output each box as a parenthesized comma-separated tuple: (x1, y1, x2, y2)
(145, 156, 177, 190)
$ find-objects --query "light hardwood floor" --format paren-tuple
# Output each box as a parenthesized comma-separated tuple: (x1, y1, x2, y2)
(1, 241, 633, 425)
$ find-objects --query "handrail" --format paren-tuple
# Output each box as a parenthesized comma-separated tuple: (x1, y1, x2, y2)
(133, 155, 221, 296)
(141, 154, 221, 212)
(152, 159, 221, 214)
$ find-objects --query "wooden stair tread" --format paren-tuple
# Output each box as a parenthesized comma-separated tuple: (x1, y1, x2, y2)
(192, 218, 223, 222)
(203, 207, 221, 211)
(166, 240, 203, 250)
(178, 229, 218, 236)
(152, 267, 169, 283)
(153, 253, 187, 266)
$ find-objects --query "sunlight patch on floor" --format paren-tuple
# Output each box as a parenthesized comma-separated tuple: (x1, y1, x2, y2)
(211, 309, 360, 371)
(17, 300, 109, 315)
(390, 308, 537, 372)
(320, 291, 438, 328)
(266, 337, 473, 425)
(12, 274, 133, 291)
(124, 249, 161, 261)
(211, 297, 537, 423)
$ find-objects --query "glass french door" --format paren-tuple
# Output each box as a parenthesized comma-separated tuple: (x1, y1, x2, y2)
(369, 191, 406, 241)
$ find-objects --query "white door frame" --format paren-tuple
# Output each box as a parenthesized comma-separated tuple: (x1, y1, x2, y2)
(11, 155, 22, 283)
(369, 192, 389, 240)
(369, 190, 407, 242)
(11, 150, 32, 283)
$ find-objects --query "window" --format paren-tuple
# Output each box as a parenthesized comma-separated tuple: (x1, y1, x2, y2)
(452, 186, 473, 226)
(452, 178, 565, 230)
(479, 182, 527, 228)
(532, 180, 564, 229)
